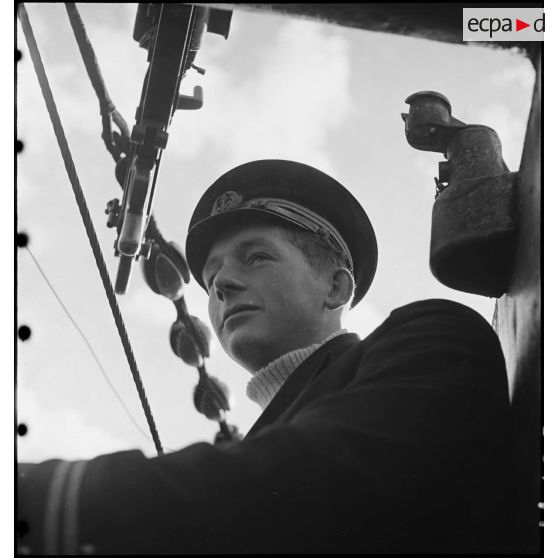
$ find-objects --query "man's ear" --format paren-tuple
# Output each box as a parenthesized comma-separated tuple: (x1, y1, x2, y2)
(325, 267, 354, 310)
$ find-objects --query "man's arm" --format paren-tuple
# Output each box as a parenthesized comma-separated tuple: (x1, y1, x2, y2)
(18, 301, 512, 554)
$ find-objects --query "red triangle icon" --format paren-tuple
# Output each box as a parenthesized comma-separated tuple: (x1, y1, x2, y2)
(516, 19, 530, 31)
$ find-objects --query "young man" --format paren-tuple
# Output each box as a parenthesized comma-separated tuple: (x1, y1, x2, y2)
(18, 160, 513, 554)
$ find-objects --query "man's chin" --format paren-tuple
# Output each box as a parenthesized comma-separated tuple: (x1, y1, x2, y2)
(224, 331, 273, 373)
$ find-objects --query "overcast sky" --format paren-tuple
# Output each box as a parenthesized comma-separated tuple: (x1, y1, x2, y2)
(16, 3, 537, 463)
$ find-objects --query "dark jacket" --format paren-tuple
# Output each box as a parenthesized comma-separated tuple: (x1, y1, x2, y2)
(17, 299, 513, 554)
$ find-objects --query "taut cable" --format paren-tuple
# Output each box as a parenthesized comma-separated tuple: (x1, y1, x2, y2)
(18, 4, 163, 456)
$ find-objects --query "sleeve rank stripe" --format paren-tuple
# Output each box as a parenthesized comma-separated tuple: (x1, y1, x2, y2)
(44, 460, 72, 554)
(62, 460, 88, 554)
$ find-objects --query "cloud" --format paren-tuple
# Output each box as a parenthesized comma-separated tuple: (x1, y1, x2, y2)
(471, 61, 534, 171)
(17, 386, 140, 462)
(169, 16, 354, 172)
(120, 281, 178, 330)
(488, 64, 535, 93)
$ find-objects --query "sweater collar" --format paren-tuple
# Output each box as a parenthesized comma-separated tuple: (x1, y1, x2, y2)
(246, 329, 348, 409)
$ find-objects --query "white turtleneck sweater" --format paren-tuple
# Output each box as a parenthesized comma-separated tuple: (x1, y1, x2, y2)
(246, 329, 349, 410)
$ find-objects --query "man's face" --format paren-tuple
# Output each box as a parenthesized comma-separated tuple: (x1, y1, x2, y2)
(202, 225, 332, 372)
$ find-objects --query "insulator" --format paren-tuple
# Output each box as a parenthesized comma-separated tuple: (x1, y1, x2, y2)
(186, 315, 211, 358)
(163, 241, 190, 284)
(193, 373, 230, 421)
(154, 250, 184, 300)
(141, 242, 163, 295)
(170, 320, 200, 367)
(142, 242, 189, 299)
(169, 317, 211, 367)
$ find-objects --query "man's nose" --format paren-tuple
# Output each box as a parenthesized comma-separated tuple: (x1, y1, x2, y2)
(213, 264, 245, 301)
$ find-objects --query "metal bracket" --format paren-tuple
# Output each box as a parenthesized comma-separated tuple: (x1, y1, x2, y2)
(402, 91, 517, 297)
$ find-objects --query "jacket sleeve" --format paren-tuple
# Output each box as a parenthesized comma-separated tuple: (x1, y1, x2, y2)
(17, 300, 512, 554)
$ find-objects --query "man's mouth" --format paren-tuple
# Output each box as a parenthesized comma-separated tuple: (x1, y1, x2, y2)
(222, 304, 259, 327)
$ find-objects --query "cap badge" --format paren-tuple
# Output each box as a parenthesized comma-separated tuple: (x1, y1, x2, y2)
(211, 191, 243, 215)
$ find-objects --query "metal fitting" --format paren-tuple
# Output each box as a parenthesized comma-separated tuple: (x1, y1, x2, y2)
(402, 91, 517, 297)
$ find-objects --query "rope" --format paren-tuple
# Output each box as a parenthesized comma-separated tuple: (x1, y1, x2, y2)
(18, 4, 164, 456)
(64, 3, 130, 162)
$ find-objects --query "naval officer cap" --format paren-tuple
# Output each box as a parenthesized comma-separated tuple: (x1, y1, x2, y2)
(185, 159, 378, 307)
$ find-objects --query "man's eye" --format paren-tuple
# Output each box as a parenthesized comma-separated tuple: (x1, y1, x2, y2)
(248, 252, 269, 264)
(206, 275, 216, 289)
